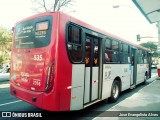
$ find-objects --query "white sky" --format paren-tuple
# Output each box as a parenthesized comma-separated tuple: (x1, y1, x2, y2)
(0, 0, 158, 44)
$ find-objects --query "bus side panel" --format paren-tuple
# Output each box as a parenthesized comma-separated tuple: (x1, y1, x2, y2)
(57, 13, 72, 110)
(137, 64, 143, 84)
(102, 64, 112, 100)
(120, 64, 131, 91)
(136, 64, 148, 85)
(102, 64, 131, 100)
(70, 64, 85, 110)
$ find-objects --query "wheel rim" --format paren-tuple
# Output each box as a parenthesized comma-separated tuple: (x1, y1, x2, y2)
(113, 84, 119, 99)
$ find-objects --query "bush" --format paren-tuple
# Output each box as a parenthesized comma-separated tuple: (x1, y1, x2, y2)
(0, 55, 4, 63)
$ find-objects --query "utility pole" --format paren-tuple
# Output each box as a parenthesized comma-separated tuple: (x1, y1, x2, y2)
(157, 21, 160, 51)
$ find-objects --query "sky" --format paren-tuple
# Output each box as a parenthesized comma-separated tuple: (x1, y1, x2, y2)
(0, 0, 158, 44)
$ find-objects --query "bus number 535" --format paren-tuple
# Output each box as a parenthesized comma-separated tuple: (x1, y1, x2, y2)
(34, 55, 42, 61)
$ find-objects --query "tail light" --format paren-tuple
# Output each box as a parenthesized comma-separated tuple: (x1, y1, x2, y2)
(45, 61, 56, 93)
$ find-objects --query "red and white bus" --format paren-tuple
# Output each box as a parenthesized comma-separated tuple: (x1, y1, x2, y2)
(10, 12, 152, 111)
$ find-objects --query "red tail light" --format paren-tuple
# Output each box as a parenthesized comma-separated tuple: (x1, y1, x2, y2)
(45, 61, 56, 93)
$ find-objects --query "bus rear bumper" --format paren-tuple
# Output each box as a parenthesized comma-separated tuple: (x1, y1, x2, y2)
(10, 83, 43, 109)
(10, 83, 70, 111)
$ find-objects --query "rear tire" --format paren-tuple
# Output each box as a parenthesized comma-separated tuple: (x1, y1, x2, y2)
(109, 80, 120, 102)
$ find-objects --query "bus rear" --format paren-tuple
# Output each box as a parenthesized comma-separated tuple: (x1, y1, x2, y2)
(10, 12, 62, 111)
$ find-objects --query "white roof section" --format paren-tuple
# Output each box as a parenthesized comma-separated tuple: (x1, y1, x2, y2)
(132, 0, 160, 23)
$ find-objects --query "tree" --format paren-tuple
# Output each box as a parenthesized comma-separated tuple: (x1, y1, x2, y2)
(0, 27, 12, 62)
(140, 42, 158, 57)
(32, 0, 74, 13)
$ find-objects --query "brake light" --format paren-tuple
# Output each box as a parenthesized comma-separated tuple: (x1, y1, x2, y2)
(45, 61, 56, 93)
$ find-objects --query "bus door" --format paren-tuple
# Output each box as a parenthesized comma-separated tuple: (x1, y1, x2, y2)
(84, 35, 100, 104)
(131, 48, 137, 86)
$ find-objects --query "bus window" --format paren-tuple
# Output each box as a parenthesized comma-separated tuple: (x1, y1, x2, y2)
(68, 26, 81, 44)
(138, 49, 143, 64)
(67, 25, 82, 62)
(119, 42, 122, 52)
(131, 53, 134, 65)
(105, 39, 111, 49)
(104, 39, 111, 62)
(111, 40, 120, 63)
(93, 39, 99, 66)
(85, 38, 91, 66)
(104, 39, 120, 63)
(143, 51, 148, 63)
(14, 16, 52, 49)
(120, 44, 130, 63)
(112, 40, 118, 51)
(123, 44, 128, 53)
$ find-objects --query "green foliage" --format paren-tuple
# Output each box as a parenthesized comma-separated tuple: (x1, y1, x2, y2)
(140, 42, 158, 57)
(0, 27, 12, 43)
(0, 55, 5, 64)
(0, 27, 12, 63)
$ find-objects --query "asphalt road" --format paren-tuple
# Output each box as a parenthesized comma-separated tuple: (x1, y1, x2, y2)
(0, 68, 158, 120)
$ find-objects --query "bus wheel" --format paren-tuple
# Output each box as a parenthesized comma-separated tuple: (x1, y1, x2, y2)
(109, 80, 120, 102)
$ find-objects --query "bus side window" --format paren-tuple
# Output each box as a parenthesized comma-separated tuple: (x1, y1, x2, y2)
(104, 39, 111, 63)
(67, 25, 82, 63)
(143, 51, 148, 63)
(112, 51, 119, 62)
(104, 39, 120, 63)
(132, 54, 134, 65)
(93, 39, 99, 66)
(120, 44, 129, 64)
(105, 50, 111, 62)
(85, 37, 91, 66)
(111, 40, 120, 63)
(138, 49, 143, 64)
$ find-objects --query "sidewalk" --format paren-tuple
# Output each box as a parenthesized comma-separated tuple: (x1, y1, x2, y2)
(94, 75, 160, 120)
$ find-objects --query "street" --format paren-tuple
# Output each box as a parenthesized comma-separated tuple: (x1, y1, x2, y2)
(0, 69, 159, 120)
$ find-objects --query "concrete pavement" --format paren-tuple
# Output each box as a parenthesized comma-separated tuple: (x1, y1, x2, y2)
(93, 75, 160, 120)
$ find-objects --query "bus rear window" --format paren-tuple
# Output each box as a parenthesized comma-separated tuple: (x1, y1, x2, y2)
(14, 16, 52, 49)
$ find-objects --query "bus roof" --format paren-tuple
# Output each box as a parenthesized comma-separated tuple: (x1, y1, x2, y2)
(65, 12, 151, 52)
(15, 11, 150, 52)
